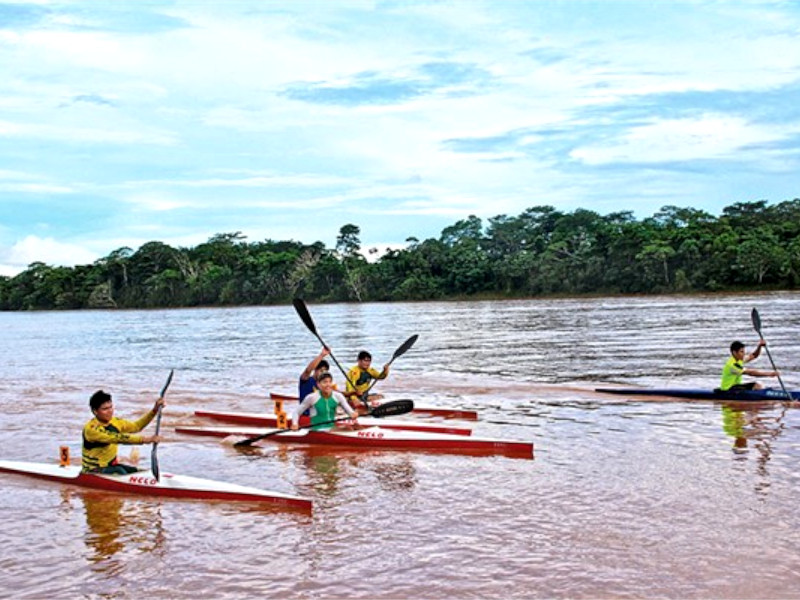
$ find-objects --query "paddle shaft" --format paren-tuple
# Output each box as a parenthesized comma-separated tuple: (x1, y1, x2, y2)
(151, 369, 174, 481)
(293, 299, 418, 408)
(751, 308, 790, 399)
(234, 415, 354, 447)
(292, 298, 361, 401)
(363, 334, 418, 397)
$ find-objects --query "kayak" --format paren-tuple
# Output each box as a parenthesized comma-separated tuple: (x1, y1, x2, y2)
(0, 460, 312, 510)
(176, 425, 533, 459)
(195, 409, 473, 436)
(595, 387, 800, 402)
(270, 392, 479, 421)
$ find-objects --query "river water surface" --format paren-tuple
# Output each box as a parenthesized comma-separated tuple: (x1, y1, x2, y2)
(1, 292, 799, 599)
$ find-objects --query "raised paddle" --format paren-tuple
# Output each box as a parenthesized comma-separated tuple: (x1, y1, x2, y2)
(151, 369, 174, 481)
(293, 298, 419, 409)
(362, 334, 419, 400)
(233, 399, 415, 447)
(751, 308, 790, 400)
(293, 298, 359, 393)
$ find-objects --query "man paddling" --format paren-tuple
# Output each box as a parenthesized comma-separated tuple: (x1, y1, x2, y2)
(82, 391, 164, 474)
(720, 340, 780, 391)
(290, 372, 359, 431)
(345, 350, 390, 408)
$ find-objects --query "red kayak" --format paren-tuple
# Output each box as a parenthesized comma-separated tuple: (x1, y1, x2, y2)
(270, 392, 479, 420)
(0, 460, 312, 510)
(176, 424, 533, 459)
(195, 409, 472, 436)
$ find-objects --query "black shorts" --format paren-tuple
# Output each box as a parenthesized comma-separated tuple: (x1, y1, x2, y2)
(726, 382, 757, 392)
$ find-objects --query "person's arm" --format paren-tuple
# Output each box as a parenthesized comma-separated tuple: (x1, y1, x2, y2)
(301, 347, 330, 381)
(370, 366, 389, 381)
(742, 367, 779, 378)
(745, 339, 766, 363)
(290, 393, 317, 430)
(344, 367, 359, 396)
(85, 419, 152, 445)
(334, 391, 358, 420)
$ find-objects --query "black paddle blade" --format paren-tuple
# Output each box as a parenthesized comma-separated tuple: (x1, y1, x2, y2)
(393, 334, 418, 360)
(751, 308, 762, 335)
(233, 436, 259, 448)
(160, 369, 174, 398)
(293, 298, 318, 336)
(370, 399, 414, 418)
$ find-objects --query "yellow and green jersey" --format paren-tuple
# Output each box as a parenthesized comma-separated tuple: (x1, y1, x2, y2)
(720, 356, 744, 391)
(81, 411, 156, 472)
(346, 365, 386, 397)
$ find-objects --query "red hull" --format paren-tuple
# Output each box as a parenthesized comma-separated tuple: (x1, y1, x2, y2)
(176, 426, 534, 459)
(195, 410, 472, 436)
(270, 392, 479, 420)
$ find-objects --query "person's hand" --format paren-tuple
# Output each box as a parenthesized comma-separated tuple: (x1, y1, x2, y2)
(758, 338, 767, 347)
(153, 397, 166, 413)
(382, 363, 390, 375)
(320, 347, 331, 357)
(143, 435, 163, 444)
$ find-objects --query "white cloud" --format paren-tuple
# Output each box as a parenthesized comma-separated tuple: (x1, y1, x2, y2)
(570, 115, 792, 165)
(0, 235, 99, 276)
(0, 119, 176, 146)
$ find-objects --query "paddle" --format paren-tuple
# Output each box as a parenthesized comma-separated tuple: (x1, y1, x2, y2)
(151, 369, 174, 481)
(750, 308, 790, 400)
(293, 298, 359, 393)
(293, 298, 414, 408)
(233, 399, 415, 447)
(362, 334, 418, 400)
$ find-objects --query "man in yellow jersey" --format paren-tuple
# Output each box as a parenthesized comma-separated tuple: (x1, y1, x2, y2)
(345, 350, 389, 408)
(720, 339, 779, 391)
(82, 390, 164, 474)
(290, 372, 358, 431)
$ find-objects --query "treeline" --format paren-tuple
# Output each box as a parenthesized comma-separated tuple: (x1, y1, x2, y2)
(2, 199, 799, 311)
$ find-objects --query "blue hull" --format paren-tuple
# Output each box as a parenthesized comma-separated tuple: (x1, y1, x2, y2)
(595, 387, 800, 402)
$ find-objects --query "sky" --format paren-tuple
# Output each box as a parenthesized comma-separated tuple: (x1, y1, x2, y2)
(2, 0, 800, 276)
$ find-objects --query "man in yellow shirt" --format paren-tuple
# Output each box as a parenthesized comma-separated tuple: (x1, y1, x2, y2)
(720, 339, 779, 391)
(345, 350, 389, 407)
(82, 390, 164, 474)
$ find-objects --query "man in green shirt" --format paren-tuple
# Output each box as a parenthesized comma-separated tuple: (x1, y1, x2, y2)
(290, 372, 359, 431)
(720, 339, 779, 391)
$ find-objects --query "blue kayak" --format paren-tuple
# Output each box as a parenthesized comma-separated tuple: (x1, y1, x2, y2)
(595, 387, 800, 402)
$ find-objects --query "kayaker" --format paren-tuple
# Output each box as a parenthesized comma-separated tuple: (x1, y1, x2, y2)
(345, 350, 390, 407)
(290, 372, 359, 431)
(720, 340, 779, 391)
(299, 346, 330, 400)
(81, 390, 164, 474)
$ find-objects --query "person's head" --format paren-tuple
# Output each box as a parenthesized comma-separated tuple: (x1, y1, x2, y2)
(730, 341, 746, 358)
(317, 371, 334, 393)
(89, 390, 113, 422)
(357, 350, 372, 366)
(314, 359, 330, 376)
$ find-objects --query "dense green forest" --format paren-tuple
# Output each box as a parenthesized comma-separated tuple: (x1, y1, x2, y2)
(2, 199, 799, 311)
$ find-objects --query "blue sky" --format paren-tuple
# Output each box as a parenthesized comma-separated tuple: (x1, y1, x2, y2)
(2, 1, 800, 276)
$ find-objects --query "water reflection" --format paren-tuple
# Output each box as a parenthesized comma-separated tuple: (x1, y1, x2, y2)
(243, 443, 420, 498)
(719, 402, 790, 497)
(78, 492, 166, 567)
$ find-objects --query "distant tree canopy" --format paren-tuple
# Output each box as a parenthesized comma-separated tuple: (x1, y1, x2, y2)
(2, 199, 800, 311)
